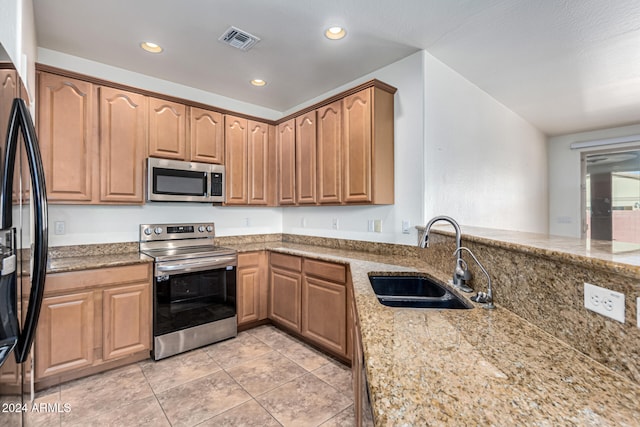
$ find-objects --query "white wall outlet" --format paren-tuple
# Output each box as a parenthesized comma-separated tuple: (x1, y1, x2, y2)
(367, 220, 374, 232)
(332, 218, 339, 230)
(54, 221, 65, 235)
(637, 297, 640, 328)
(301, 217, 306, 228)
(584, 282, 625, 323)
(244, 217, 251, 227)
(374, 219, 382, 233)
(402, 220, 410, 234)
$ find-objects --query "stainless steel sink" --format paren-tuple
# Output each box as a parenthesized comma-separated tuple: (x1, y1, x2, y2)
(368, 274, 473, 309)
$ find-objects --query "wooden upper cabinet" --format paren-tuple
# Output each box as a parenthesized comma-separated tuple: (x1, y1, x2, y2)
(148, 97, 186, 160)
(0, 70, 28, 203)
(277, 119, 296, 205)
(247, 120, 272, 205)
(342, 87, 394, 204)
(38, 72, 95, 202)
(99, 87, 146, 203)
(190, 107, 224, 164)
(317, 101, 342, 204)
(225, 115, 248, 204)
(295, 112, 317, 204)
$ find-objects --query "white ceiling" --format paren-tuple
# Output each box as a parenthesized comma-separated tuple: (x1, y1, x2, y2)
(33, 0, 640, 136)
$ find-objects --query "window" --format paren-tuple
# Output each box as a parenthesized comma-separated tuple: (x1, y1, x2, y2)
(582, 147, 640, 250)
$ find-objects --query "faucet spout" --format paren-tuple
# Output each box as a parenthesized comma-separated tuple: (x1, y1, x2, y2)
(419, 216, 472, 292)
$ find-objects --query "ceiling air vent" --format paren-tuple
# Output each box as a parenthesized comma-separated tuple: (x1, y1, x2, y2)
(218, 26, 260, 51)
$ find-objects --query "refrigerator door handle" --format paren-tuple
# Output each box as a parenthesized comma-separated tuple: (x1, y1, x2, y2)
(2, 98, 48, 363)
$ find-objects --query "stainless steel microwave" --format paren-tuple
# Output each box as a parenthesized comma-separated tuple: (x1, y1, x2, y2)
(147, 157, 225, 203)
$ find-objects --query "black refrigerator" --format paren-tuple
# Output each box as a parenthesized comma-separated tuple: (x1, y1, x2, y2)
(0, 63, 48, 425)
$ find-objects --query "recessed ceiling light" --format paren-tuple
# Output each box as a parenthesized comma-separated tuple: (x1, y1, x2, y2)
(140, 42, 163, 53)
(251, 79, 266, 87)
(325, 26, 346, 40)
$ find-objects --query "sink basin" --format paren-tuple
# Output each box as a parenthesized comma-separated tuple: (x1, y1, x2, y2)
(369, 274, 472, 309)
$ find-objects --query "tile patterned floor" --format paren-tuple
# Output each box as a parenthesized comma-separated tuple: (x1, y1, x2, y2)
(21, 325, 354, 427)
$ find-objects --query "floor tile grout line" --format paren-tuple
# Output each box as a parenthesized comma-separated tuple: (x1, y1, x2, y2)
(138, 359, 178, 427)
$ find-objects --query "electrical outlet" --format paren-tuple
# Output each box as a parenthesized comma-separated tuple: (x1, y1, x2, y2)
(402, 220, 410, 234)
(301, 217, 306, 228)
(367, 220, 374, 232)
(332, 218, 339, 230)
(244, 217, 251, 227)
(54, 221, 65, 235)
(584, 282, 625, 323)
(374, 219, 382, 233)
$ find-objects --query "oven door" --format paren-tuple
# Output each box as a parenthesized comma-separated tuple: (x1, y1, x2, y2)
(153, 263, 236, 337)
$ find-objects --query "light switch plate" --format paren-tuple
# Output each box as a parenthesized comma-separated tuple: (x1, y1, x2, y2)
(402, 220, 410, 234)
(584, 282, 625, 323)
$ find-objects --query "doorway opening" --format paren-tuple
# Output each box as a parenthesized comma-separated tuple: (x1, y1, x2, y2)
(582, 147, 640, 251)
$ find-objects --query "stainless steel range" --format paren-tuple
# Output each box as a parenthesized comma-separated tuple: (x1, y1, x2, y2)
(139, 223, 237, 360)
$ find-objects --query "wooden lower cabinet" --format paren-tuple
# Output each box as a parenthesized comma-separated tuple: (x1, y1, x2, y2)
(102, 283, 151, 360)
(36, 291, 95, 379)
(268, 253, 351, 361)
(34, 264, 152, 384)
(237, 251, 268, 326)
(269, 265, 302, 332)
(301, 276, 346, 355)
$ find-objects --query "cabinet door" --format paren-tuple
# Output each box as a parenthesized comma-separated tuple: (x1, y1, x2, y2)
(148, 97, 186, 160)
(99, 87, 146, 203)
(102, 283, 151, 360)
(269, 268, 301, 332)
(38, 72, 95, 202)
(190, 107, 224, 164)
(237, 252, 264, 325)
(301, 276, 347, 357)
(277, 119, 296, 205)
(0, 70, 26, 203)
(342, 88, 372, 203)
(247, 121, 270, 205)
(317, 101, 342, 204)
(225, 115, 248, 204)
(295, 111, 317, 204)
(35, 291, 94, 379)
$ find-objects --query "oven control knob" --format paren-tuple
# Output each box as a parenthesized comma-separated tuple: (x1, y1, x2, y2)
(143, 228, 153, 236)
(154, 227, 163, 235)
(206, 225, 213, 232)
(198, 225, 205, 233)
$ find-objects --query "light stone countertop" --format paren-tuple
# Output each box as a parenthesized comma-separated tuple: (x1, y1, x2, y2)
(44, 240, 640, 425)
(230, 242, 640, 426)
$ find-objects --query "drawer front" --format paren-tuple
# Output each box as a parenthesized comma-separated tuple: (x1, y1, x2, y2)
(44, 263, 152, 295)
(270, 252, 302, 272)
(304, 259, 346, 284)
(238, 251, 262, 268)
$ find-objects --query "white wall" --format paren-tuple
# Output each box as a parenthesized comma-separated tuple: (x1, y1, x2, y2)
(548, 123, 640, 237)
(423, 52, 548, 233)
(0, 0, 36, 96)
(282, 51, 425, 245)
(47, 205, 282, 246)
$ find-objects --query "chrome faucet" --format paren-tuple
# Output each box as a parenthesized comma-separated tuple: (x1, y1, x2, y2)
(419, 216, 472, 292)
(453, 247, 495, 309)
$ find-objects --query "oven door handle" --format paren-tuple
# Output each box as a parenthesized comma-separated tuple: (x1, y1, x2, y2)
(155, 256, 237, 276)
